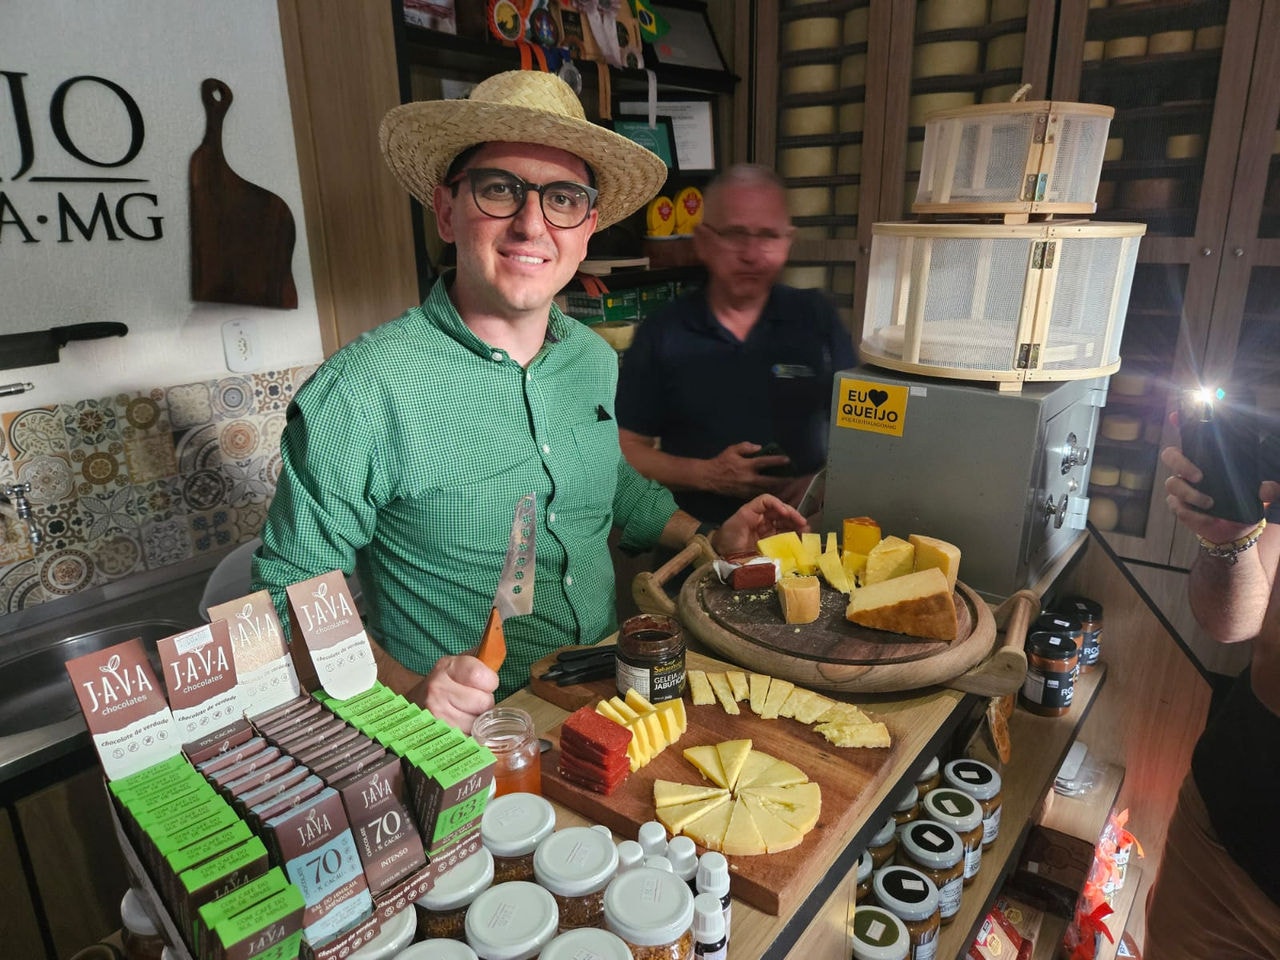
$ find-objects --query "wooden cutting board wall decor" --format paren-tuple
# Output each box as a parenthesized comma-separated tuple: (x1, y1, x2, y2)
(189, 78, 298, 309)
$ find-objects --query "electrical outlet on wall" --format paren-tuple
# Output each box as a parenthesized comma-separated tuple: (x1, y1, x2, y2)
(222, 318, 259, 373)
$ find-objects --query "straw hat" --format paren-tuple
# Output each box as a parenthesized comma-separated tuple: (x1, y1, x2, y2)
(379, 71, 668, 230)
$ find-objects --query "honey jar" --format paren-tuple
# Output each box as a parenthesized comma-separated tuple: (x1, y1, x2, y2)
(604, 866, 695, 960)
(1057, 596, 1103, 672)
(942, 759, 1003, 850)
(919, 787, 983, 886)
(897, 820, 964, 925)
(871, 865, 941, 960)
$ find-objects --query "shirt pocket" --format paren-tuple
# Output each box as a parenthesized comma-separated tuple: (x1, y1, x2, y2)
(568, 417, 620, 509)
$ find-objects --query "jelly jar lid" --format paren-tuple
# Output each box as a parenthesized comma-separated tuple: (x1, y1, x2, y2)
(541, 928, 633, 960)
(871, 865, 939, 922)
(1057, 595, 1102, 620)
(481, 792, 556, 857)
(855, 848, 873, 883)
(870, 816, 898, 847)
(942, 758, 1002, 799)
(121, 888, 159, 937)
(1027, 631, 1078, 662)
(1034, 612, 1081, 635)
(465, 881, 559, 960)
(915, 755, 940, 782)
(604, 866, 695, 945)
(418, 847, 494, 911)
(921, 787, 982, 831)
(899, 819, 962, 869)
(893, 784, 919, 812)
(348, 906, 416, 959)
(850, 905, 910, 960)
(534, 826, 619, 896)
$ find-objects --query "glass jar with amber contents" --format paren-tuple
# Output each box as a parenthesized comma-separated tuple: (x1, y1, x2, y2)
(1057, 596, 1103, 672)
(481, 792, 556, 883)
(942, 759, 1003, 851)
(897, 820, 964, 925)
(867, 816, 899, 869)
(850, 904, 909, 960)
(854, 848, 874, 905)
(604, 866, 695, 960)
(892, 785, 921, 827)
(872, 865, 940, 960)
(913, 756, 941, 799)
(617, 614, 686, 703)
(919, 788, 983, 886)
(534, 826, 619, 931)
(417, 847, 494, 941)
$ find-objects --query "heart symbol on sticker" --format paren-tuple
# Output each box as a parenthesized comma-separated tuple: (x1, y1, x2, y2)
(868, 389, 889, 407)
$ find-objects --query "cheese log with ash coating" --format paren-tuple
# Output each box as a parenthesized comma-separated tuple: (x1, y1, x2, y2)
(845, 567, 958, 642)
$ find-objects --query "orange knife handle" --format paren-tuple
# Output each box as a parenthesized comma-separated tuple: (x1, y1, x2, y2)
(477, 607, 507, 671)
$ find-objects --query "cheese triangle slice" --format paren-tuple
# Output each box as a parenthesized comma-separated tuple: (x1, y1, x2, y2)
(708, 673, 740, 715)
(740, 794, 804, 853)
(760, 679, 794, 720)
(653, 780, 730, 808)
(731, 750, 776, 791)
(726, 670, 749, 701)
(715, 739, 752, 792)
(792, 689, 835, 725)
(754, 756, 809, 788)
(815, 701, 872, 725)
(739, 782, 822, 832)
(682, 797, 734, 851)
(683, 744, 729, 788)
(909, 533, 962, 592)
(748, 673, 771, 715)
(656, 793, 732, 834)
(814, 720, 892, 748)
(721, 799, 766, 856)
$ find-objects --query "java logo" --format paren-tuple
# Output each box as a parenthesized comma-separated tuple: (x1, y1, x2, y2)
(836, 378, 909, 437)
(296, 581, 353, 632)
(229, 601, 281, 650)
(360, 773, 392, 810)
(455, 770, 489, 801)
(296, 806, 333, 846)
(81, 653, 153, 714)
(245, 921, 289, 954)
(169, 642, 230, 689)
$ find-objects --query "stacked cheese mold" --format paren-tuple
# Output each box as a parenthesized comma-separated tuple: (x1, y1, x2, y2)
(860, 100, 1145, 387)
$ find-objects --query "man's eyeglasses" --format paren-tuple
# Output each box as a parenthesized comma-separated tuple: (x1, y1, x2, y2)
(447, 168, 599, 229)
(702, 224, 795, 250)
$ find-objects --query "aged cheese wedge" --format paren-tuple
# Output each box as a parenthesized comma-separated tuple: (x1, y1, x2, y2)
(726, 670, 749, 702)
(708, 673, 740, 715)
(760, 678, 795, 719)
(721, 797, 767, 856)
(758, 531, 804, 567)
(656, 794, 732, 834)
(792, 689, 836, 725)
(799, 533, 823, 574)
(777, 576, 821, 624)
(682, 796, 735, 852)
(688, 670, 716, 706)
(825, 532, 839, 554)
(683, 744, 729, 788)
(749, 673, 771, 714)
(732, 750, 778, 791)
(818, 547, 853, 593)
(740, 782, 823, 832)
(864, 536, 915, 585)
(740, 793, 804, 853)
(655, 703, 683, 742)
(657, 697, 687, 734)
(715, 739, 753, 791)
(653, 780, 730, 807)
(843, 516, 882, 555)
(909, 533, 962, 593)
(814, 720, 892, 748)
(845, 567, 958, 642)
(842, 551, 868, 587)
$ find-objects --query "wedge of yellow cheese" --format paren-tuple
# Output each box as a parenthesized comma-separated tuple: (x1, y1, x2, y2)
(657, 794, 731, 834)
(813, 720, 892, 748)
(716, 739, 753, 791)
(732, 750, 777, 790)
(845, 567, 958, 642)
(817, 546, 853, 593)
(739, 794, 805, 853)
(653, 780, 730, 807)
(726, 670, 749, 702)
(741, 781, 823, 832)
(757, 531, 804, 567)
(760, 678, 795, 719)
(864, 535, 915, 585)
(799, 532, 823, 575)
(682, 798, 734, 851)
(683, 744, 729, 788)
(708, 672, 740, 715)
(749, 673, 771, 714)
(842, 551, 868, 587)
(721, 797, 767, 856)
(843, 516, 882, 555)
(687, 669, 716, 706)
(909, 533, 962, 593)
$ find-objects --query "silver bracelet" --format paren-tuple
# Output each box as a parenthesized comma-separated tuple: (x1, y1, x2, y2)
(1196, 518, 1267, 565)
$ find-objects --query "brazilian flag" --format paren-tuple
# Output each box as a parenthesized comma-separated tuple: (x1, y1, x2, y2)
(630, 0, 669, 42)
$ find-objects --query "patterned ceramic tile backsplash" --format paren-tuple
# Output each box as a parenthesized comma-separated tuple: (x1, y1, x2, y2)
(0, 365, 317, 613)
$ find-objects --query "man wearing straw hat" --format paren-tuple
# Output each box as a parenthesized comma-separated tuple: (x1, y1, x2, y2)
(253, 71, 805, 731)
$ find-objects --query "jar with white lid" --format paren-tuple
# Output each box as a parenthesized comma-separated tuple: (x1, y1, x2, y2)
(481, 792, 557, 883)
(850, 904, 910, 960)
(121, 888, 166, 960)
(465, 881, 559, 960)
(867, 816, 899, 869)
(872, 865, 940, 960)
(920, 788, 983, 885)
(417, 847, 495, 941)
(542, 927, 633, 960)
(399, 940, 479, 960)
(349, 906, 415, 959)
(897, 820, 963, 925)
(534, 825, 619, 931)
(604, 866, 696, 960)
(941, 759, 1002, 850)
(892, 785, 920, 826)
(913, 756, 941, 798)
(854, 848, 874, 904)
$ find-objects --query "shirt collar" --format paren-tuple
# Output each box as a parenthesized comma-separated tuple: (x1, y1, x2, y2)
(423, 271, 565, 357)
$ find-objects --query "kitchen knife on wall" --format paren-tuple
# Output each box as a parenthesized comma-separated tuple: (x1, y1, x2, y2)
(476, 493, 537, 671)
(0, 322, 128, 371)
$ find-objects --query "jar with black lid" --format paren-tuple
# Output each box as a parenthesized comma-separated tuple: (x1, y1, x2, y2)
(941, 759, 1002, 850)
(1056, 596, 1103, 672)
(867, 816, 899, 869)
(897, 820, 963, 925)
(1021, 631, 1079, 718)
(616, 614, 686, 703)
(872, 865, 940, 960)
(919, 787, 983, 885)
(850, 904, 910, 960)
(1033, 612, 1083, 680)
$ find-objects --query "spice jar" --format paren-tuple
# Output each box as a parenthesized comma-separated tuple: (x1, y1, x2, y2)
(872, 865, 941, 960)
(919, 788, 983, 885)
(534, 826, 619, 931)
(892, 785, 920, 826)
(913, 756, 941, 798)
(1057, 595, 1103, 672)
(850, 904, 910, 960)
(897, 820, 964, 925)
(867, 816, 899, 869)
(465, 881, 559, 960)
(482, 792, 556, 883)
(121, 889, 166, 960)
(604, 866, 696, 960)
(398, 942, 479, 960)
(473, 707, 542, 797)
(1021, 631, 1079, 718)
(349, 905, 415, 959)
(542, 928, 633, 960)
(417, 847, 495, 941)
(854, 848, 874, 904)
(617, 614, 686, 703)
(942, 759, 1003, 850)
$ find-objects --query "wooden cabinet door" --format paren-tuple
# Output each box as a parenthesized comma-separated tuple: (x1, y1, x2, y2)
(0, 807, 46, 959)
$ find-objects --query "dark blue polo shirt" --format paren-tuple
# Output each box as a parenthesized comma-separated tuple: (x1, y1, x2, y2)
(616, 285, 855, 523)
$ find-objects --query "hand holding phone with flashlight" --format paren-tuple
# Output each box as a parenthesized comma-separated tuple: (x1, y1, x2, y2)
(1178, 386, 1264, 524)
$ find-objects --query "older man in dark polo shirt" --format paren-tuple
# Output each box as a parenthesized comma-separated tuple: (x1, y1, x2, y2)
(616, 164, 855, 524)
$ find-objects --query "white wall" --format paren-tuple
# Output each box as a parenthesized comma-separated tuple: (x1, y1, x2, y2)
(0, 0, 323, 408)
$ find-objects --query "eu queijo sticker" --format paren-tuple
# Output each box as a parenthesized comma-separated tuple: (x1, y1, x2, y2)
(835, 378, 909, 437)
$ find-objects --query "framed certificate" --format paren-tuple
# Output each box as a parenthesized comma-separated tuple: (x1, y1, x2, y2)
(616, 97, 717, 172)
(647, 1, 728, 72)
(608, 116, 679, 170)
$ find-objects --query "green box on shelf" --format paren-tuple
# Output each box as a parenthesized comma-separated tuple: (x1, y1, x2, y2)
(566, 288, 638, 322)
(638, 282, 674, 319)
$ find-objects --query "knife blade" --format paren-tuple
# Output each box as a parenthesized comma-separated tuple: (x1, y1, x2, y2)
(476, 493, 537, 670)
(0, 322, 129, 371)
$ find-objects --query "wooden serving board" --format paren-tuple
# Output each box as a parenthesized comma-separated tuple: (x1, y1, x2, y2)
(535, 650, 902, 916)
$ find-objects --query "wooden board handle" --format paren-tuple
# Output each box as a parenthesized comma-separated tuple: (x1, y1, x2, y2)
(947, 588, 1038, 697)
(631, 535, 717, 617)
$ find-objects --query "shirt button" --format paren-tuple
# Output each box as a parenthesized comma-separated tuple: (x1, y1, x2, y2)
(526, 372, 532, 381)
(542, 443, 550, 454)
(491, 351, 503, 361)
(548, 512, 556, 523)
(564, 575, 573, 586)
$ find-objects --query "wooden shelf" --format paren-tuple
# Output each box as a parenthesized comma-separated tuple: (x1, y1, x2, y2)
(1041, 760, 1125, 847)
(1099, 865, 1145, 960)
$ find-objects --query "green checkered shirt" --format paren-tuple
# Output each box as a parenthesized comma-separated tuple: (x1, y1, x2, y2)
(252, 276, 678, 699)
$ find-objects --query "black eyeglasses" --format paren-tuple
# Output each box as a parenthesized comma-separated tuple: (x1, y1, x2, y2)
(447, 167, 599, 229)
(701, 224, 795, 249)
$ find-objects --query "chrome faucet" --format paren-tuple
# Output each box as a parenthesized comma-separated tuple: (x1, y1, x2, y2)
(1, 482, 42, 546)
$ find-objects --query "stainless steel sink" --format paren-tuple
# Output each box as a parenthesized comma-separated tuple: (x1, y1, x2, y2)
(0, 620, 188, 738)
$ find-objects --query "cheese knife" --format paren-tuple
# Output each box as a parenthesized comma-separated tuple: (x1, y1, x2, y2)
(476, 493, 536, 671)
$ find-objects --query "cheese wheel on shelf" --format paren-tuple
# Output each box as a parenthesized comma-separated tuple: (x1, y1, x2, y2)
(1194, 26, 1226, 50)
(834, 184, 860, 213)
(909, 91, 975, 127)
(990, 0, 1029, 20)
(1110, 371, 1149, 396)
(1149, 30, 1194, 55)
(839, 102, 866, 132)
(837, 143, 863, 174)
(780, 146, 836, 179)
(982, 85, 1021, 104)
(788, 186, 832, 218)
(1100, 412, 1143, 441)
(1165, 134, 1204, 159)
(784, 17, 841, 51)
(1104, 36, 1147, 59)
(1089, 496, 1119, 531)
(841, 54, 868, 87)
(913, 41, 981, 79)
(1121, 468, 1153, 491)
(1083, 40, 1105, 62)
(1104, 138, 1124, 162)
(784, 64, 840, 95)
(843, 7, 869, 43)
(985, 32, 1025, 71)
(782, 266, 829, 289)
(783, 105, 837, 137)
(918, 0, 988, 33)
(1091, 463, 1120, 487)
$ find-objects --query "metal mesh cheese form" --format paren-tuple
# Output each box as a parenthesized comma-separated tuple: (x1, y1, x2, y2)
(860, 220, 1144, 386)
(914, 101, 1113, 215)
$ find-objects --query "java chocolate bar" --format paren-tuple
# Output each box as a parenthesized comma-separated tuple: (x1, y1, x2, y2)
(185, 719, 255, 766)
(332, 753, 426, 895)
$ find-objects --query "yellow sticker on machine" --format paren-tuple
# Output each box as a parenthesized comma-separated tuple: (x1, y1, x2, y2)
(835, 378, 908, 437)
